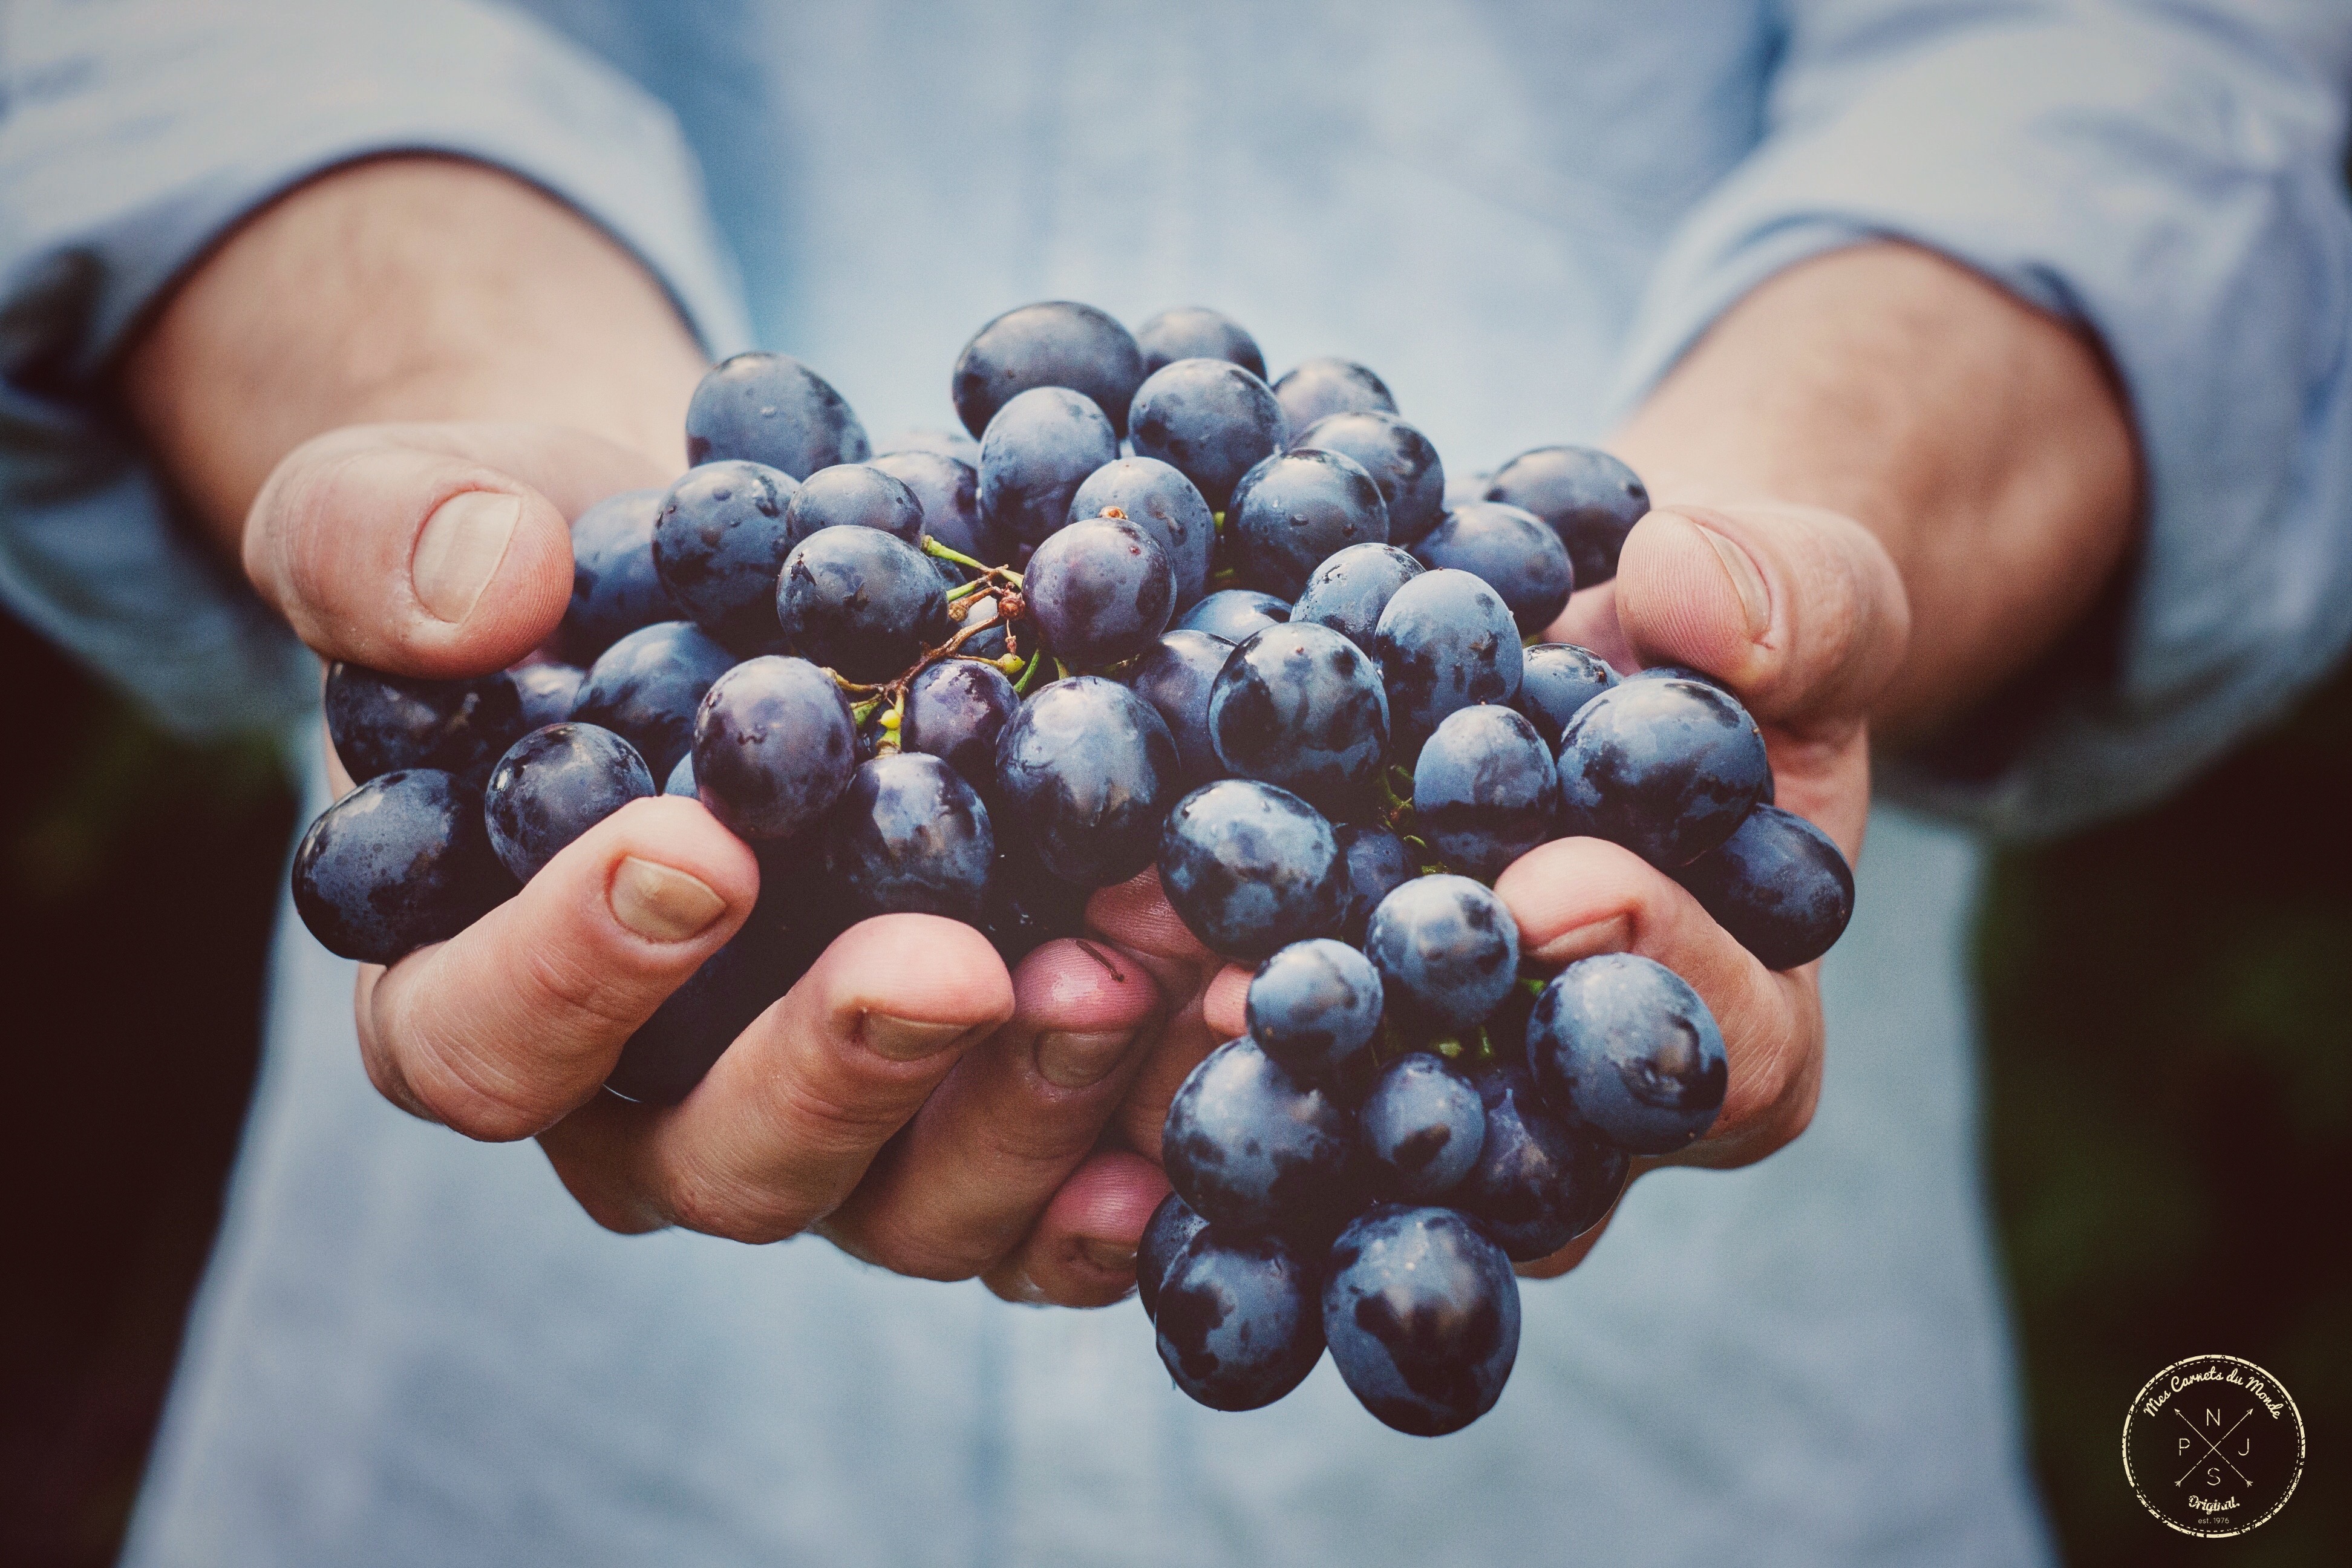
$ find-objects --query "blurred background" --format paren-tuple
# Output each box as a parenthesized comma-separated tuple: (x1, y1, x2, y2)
(1, 584, 2344, 1564)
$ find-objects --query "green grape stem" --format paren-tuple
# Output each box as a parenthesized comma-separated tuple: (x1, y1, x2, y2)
(920, 535, 1019, 584)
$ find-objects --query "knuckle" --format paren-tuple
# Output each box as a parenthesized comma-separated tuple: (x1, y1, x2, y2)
(406, 1061, 549, 1143)
(520, 940, 657, 1032)
(763, 1061, 918, 1157)
(829, 1214, 990, 1282)
(658, 1153, 811, 1244)
(979, 1114, 1101, 1175)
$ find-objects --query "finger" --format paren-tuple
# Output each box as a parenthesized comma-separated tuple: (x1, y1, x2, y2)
(1109, 975, 1226, 1160)
(1541, 578, 1635, 674)
(538, 915, 1016, 1243)
(1086, 867, 1233, 1158)
(1610, 502, 1909, 735)
(1202, 962, 1249, 1039)
(246, 422, 668, 676)
(1495, 836, 1820, 1170)
(1085, 866, 1220, 996)
(984, 1151, 1172, 1307)
(358, 795, 757, 1140)
(816, 938, 1165, 1279)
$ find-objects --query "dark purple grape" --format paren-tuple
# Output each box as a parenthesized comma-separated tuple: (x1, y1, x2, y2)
(1175, 589, 1289, 644)
(1068, 456, 1216, 609)
(1135, 305, 1265, 380)
(1527, 953, 1726, 1154)
(1157, 779, 1348, 962)
(976, 837, 1091, 967)
(1227, 448, 1389, 599)
(782, 463, 924, 548)
(1514, 643, 1620, 748)
(993, 676, 1180, 886)
(1371, 568, 1524, 756)
(562, 487, 676, 662)
(1618, 667, 1775, 803)
(1290, 542, 1422, 653)
(902, 659, 1019, 797)
(482, 722, 655, 883)
(663, 753, 696, 797)
(1359, 1055, 1485, 1201)
(570, 619, 736, 781)
(1334, 823, 1415, 943)
(652, 460, 800, 652)
(1207, 622, 1388, 816)
(1672, 803, 1854, 969)
(1246, 938, 1383, 1083)
(1622, 662, 1744, 710)
(774, 524, 950, 683)
(1484, 446, 1648, 588)
(606, 885, 829, 1105)
(874, 426, 981, 466)
(1445, 470, 1492, 508)
(1126, 358, 1288, 511)
(1156, 1228, 1326, 1411)
(1555, 677, 1769, 867)
(1322, 1204, 1518, 1436)
(1022, 514, 1174, 668)
(511, 662, 584, 730)
(953, 301, 1145, 439)
(1411, 500, 1574, 635)
(976, 387, 1120, 554)
(1120, 628, 1232, 787)
(685, 352, 869, 478)
(1454, 1061, 1627, 1260)
(690, 655, 858, 841)
(1137, 1190, 1209, 1321)
(1272, 357, 1396, 433)
(1292, 411, 1445, 546)
(1162, 1036, 1354, 1238)
(1412, 704, 1560, 883)
(821, 753, 994, 922)
(1362, 874, 1520, 1036)
(324, 662, 530, 788)
(869, 448, 1005, 565)
(290, 769, 512, 963)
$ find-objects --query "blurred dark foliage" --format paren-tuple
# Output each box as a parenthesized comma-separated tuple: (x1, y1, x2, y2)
(1978, 662, 2351, 1566)
(1, 578, 2345, 1568)
(0, 610, 292, 1567)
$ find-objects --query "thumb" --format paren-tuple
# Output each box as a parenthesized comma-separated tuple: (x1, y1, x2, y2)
(1612, 502, 1909, 733)
(244, 422, 671, 677)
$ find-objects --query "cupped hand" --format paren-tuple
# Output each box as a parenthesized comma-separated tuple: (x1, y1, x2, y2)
(1062, 493, 1910, 1282)
(256, 420, 1175, 1303)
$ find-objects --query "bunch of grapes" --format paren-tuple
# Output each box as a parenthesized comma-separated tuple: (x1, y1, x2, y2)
(291, 301, 1857, 1431)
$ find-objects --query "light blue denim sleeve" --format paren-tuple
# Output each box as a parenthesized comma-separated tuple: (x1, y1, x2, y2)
(0, 0, 750, 738)
(1610, 0, 2352, 837)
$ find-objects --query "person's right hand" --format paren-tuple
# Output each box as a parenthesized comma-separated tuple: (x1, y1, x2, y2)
(252, 419, 1181, 1302)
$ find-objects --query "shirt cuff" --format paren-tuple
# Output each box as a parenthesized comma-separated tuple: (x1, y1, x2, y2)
(1605, 7, 2352, 838)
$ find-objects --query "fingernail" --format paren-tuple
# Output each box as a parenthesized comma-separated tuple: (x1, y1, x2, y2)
(1079, 1238, 1137, 1274)
(1690, 519, 1771, 639)
(609, 856, 727, 941)
(413, 491, 521, 622)
(862, 1013, 972, 1061)
(1033, 1028, 1133, 1089)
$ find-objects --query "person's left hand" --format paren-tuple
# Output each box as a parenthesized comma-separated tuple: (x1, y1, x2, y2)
(1031, 492, 1909, 1284)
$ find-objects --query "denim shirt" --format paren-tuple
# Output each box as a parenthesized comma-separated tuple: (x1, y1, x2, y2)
(4, 2, 2348, 1564)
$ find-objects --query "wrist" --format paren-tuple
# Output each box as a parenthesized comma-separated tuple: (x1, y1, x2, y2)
(122, 155, 707, 547)
(1607, 241, 2136, 736)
